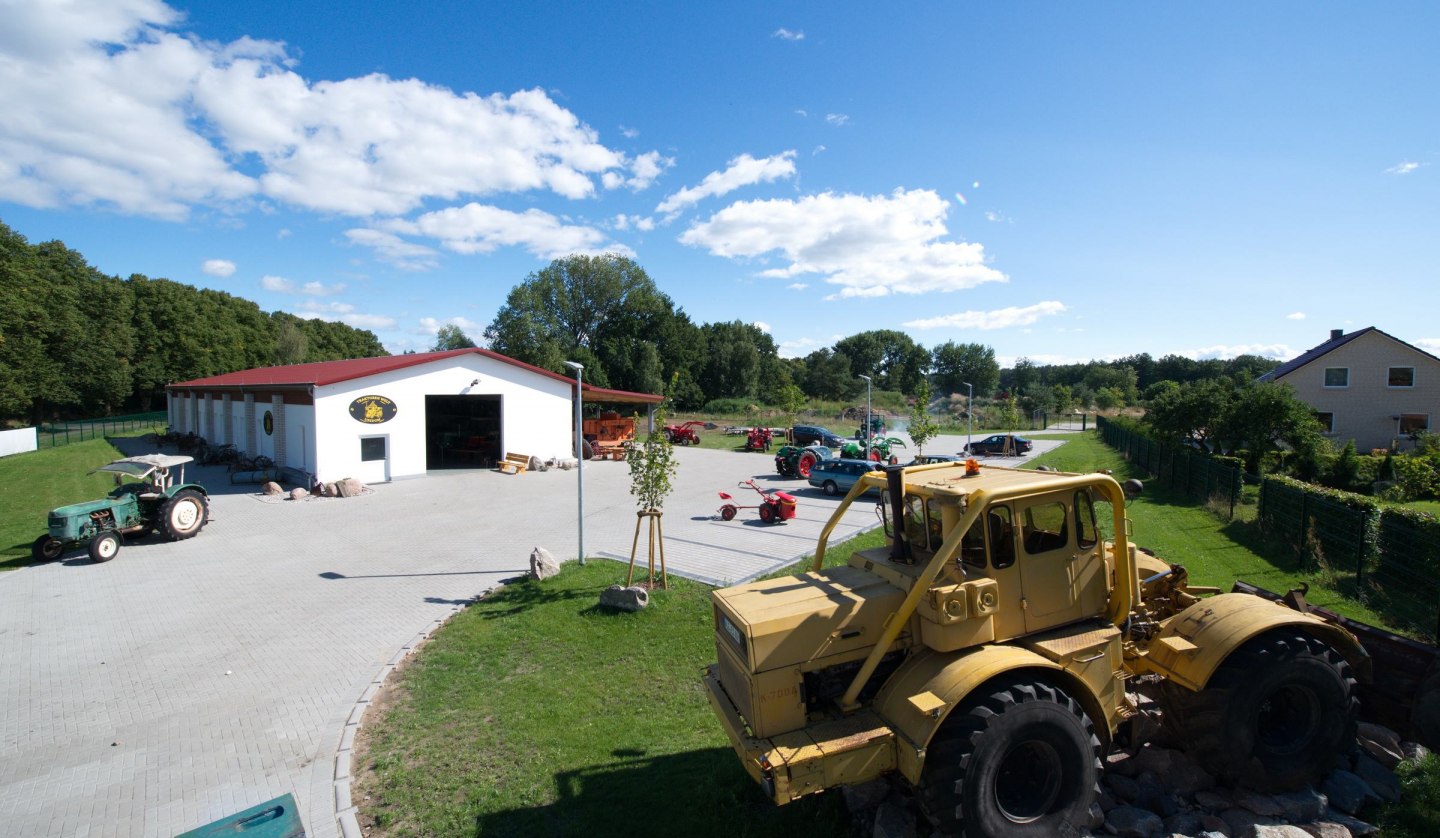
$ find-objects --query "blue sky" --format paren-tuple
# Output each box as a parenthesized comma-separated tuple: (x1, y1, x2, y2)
(2, 1, 1436, 367)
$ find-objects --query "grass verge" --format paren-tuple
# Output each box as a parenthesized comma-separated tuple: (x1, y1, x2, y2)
(0, 437, 131, 571)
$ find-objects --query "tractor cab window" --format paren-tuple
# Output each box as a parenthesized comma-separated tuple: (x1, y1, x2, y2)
(1075, 491, 1099, 550)
(960, 516, 987, 569)
(987, 505, 1016, 569)
(903, 495, 943, 553)
(1022, 502, 1070, 555)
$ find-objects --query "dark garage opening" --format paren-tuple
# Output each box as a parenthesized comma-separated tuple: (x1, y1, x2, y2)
(426, 395, 501, 469)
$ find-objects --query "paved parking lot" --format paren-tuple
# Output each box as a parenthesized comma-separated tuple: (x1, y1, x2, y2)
(0, 432, 1063, 837)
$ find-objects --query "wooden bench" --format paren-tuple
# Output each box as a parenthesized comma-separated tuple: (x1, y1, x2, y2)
(498, 452, 531, 475)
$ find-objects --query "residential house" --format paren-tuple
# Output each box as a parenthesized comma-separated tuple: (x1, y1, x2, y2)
(1260, 327, 1440, 452)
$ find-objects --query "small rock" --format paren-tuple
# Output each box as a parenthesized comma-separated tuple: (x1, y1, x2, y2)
(336, 477, 364, 497)
(1273, 787, 1327, 822)
(1299, 823, 1354, 838)
(1320, 770, 1379, 815)
(1357, 722, 1402, 756)
(842, 778, 890, 814)
(1162, 810, 1204, 835)
(1251, 826, 1314, 838)
(1218, 807, 1259, 836)
(1324, 813, 1379, 836)
(1088, 801, 1106, 829)
(528, 455, 546, 472)
(1198, 814, 1231, 836)
(1131, 745, 1177, 776)
(1107, 773, 1143, 803)
(288, 487, 309, 500)
(528, 546, 561, 581)
(1401, 741, 1430, 763)
(1167, 758, 1216, 796)
(1105, 804, 1163, 838)
(261, 481, 283, 495)
(871, 799, 915, 838)
(599, 584, 649, 612)
(111, 741, 120, 747)
(324, 482, 337, 497)
(1236, 790, 1286, 818)
(1351, 752, 1401, 803)
(1197, 832, 1229, 838)
(1194, 789, 1232, 811)
(1357, 732, 1403, 770)
(1107, 750, 1142, 778)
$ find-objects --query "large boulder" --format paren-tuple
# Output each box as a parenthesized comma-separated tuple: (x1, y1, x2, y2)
(261, 481, 283, 495)
(529, 547, 561, 581)
(335, 477, 364, 497)
(599, 584, 649, 612)
(289, 487, 309, 501)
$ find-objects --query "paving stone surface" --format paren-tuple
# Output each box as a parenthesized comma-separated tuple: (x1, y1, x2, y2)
(0, 433, 1062, 837)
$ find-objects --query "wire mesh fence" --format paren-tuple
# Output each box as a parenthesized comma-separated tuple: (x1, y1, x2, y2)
(1097, 417, 1242, 516)
(36, 411, 168, 449)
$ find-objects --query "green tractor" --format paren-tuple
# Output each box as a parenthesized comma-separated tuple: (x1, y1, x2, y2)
(32, 454, 210, 564)
(841, 435, 907, 464)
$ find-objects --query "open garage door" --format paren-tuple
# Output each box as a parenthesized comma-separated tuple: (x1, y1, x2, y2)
(426, 395, 501, 469)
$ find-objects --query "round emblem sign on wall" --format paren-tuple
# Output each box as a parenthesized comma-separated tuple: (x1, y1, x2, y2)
(349, 395, 397, 424)
(263, 410, 274, 436)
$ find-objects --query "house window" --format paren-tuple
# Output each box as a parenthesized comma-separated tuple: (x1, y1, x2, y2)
(1400, 414, 1430, 436)
(360, 436, 387, 462)
(1314, 412, 1335, 433)
(1323, 368, 1349, 388)
(1389, 367, 1416, 388)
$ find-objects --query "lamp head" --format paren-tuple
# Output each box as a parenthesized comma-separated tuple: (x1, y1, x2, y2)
(563, 361, 584, 372)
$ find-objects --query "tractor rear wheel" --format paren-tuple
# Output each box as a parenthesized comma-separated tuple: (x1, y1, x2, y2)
(797, 451, 818, 478)
(31, 535, 64, 562)
(921, 680, 1100, 837)
(759, 504, 775, 523)
(88, 531, 120, 563)
(1160, 629, 1356, 791)
(159, 489, 208, 540)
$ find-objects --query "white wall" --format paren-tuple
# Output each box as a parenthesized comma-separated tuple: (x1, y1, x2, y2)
(0, 427, 38, 457)
(314, 355, 573, 482)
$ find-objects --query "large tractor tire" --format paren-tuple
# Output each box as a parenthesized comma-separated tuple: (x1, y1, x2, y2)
(921, 680, 1100, 838)
(88, 531, 121, 563)
(158, 489, 209, 541)
(32, 534, 64, 562)
(797, 450, 819, 478)
(1160, 629, 1357, 792)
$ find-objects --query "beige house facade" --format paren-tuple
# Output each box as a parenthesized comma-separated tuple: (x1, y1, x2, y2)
(1260, 327, 1440, 452)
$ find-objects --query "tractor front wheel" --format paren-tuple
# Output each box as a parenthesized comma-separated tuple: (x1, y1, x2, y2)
(921, 680, 1100, 837)
(31, 534, 65, 562)
(159, 489, 209, 540)
(88, 531, 121, 563)
(1160, 629, 1356, 791)
(719, 505, 737, 521)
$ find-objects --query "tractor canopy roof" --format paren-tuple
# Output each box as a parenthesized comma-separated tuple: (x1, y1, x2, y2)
(91, 454, 194, 480)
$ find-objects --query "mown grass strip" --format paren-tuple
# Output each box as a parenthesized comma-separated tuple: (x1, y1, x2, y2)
(0, 437, 131, 570)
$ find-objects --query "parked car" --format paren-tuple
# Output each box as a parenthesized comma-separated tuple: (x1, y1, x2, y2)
(807, 458, 883, 496)
(909, 453, 964, 465)
(963, 434, 1033, 456)
(790, 425, 846, 448)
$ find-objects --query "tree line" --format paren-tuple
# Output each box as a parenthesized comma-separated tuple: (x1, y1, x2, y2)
(0, 220, 385, 423)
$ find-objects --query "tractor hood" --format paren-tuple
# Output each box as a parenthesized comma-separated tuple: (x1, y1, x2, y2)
(712, 564, 906, 673)
(51, 498, 125, 518)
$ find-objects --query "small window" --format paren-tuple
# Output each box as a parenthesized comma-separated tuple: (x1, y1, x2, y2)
(360, 436, 387, 462)
(1389, 367, 1416, 388)
(1323, 368, 1349, 388)
(1023, 502, 1070, 555)
(960, 517, 987, 569)
(987, 505, 1016, 569)
(1315, 412, 1335, 433)
(1400, 414, 1430, 435)
(1075, 491, 1099, 550)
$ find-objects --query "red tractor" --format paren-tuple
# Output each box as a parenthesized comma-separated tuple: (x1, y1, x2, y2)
(663, 420, 705, 445)
(744, 427, 773, 451)
(717, 479, 798, 524)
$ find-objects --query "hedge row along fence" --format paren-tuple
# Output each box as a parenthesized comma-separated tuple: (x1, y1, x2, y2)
(1259, 475, 1440, 641)
(1096, 416, 1243, 517)
(36, 411, 167, 449)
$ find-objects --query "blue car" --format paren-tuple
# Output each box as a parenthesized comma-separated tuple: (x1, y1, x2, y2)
(808, 458, 883, 496)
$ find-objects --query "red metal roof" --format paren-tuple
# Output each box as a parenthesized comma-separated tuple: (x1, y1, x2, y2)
(167, 348, 664, 404)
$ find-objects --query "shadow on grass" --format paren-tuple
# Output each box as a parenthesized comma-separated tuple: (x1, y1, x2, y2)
(475, 578, 601, 619)
(471, 747, 857, 838)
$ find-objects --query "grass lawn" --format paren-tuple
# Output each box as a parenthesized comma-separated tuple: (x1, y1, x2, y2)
(0, 437, 132, 571)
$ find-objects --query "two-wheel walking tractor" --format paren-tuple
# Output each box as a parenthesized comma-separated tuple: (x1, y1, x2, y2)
(717, 479, 798, 524)
(31, 454, 209, 564)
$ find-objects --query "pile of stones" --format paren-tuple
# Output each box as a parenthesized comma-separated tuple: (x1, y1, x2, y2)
(850, 721, 1426, 838)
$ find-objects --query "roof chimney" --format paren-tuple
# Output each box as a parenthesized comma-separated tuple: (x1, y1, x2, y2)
(1330, 329, 1344, 341)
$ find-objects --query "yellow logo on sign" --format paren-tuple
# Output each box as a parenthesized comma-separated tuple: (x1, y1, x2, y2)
(350, 395, 396, 424)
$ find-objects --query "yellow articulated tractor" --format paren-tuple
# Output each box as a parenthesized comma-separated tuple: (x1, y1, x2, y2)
(703, 460, 1370, 837)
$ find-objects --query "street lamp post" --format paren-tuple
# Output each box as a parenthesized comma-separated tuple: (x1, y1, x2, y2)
(564, 361, 585, 566)
(963, 382, 973, 454)
(858, 374, 872, 443)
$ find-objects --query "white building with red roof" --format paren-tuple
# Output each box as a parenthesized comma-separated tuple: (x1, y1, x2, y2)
(166, 348, 661, 483)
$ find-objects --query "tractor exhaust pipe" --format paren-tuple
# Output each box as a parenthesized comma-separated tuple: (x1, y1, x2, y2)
(886, 464, 912, 564)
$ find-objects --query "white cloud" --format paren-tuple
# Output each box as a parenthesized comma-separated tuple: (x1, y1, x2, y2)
(787, 282, 808, 291)
(656, 151, 797, 214)
(291, 300, 393, 330)
(634, 216, 655, 232)
(375, 202, 628, 261)
(777, 337, 823, 359)
(1416, 338, 1440, 355)
(825, 113, 850, 127)
(416, 316, 482, 335)
(812, 145, 826, 155)
(0, 1, 646, 219)
(983, 210, 1011, 223)
(301, 281, 346, 296)
(276, 228, 291, 239)
(1385, 161, 1422, 175)
(602, 150, 673, 191)
(904, 301, 1066, 330)
(296, 300, 355, 315)
(337, 313, 397, 330)
(1177, 344, 1297, 361)
(619, 125, 639, 139)
(794, 109, 808, 118)
(260, 274, 295, 293)
(1286, 311, 1306, 320)
(753, 321, 771, 333)
(773, 28, 805, 41)
(202, 258, 236, 277)
(343, 228, 440, 271)
(680, 188, 1008, 298)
